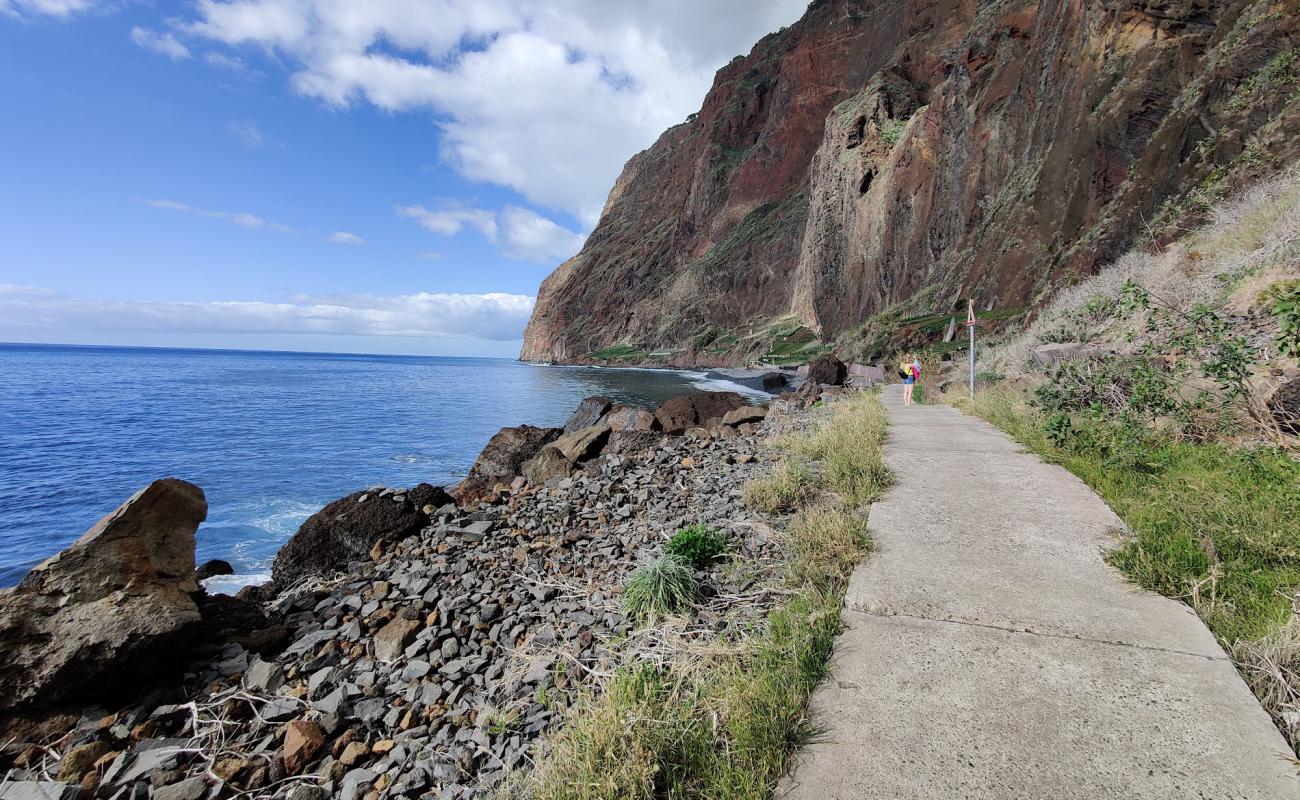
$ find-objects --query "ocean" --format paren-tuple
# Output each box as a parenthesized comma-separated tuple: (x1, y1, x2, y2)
(0, 343, 763, 591)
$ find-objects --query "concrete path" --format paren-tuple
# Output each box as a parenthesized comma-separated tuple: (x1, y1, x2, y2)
(780, 387, 1297, 799)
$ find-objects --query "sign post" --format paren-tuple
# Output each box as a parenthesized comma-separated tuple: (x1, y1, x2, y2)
(966, 299, 976, 401)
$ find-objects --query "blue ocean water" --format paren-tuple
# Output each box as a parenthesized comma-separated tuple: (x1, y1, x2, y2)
(0, 343, 761, 589)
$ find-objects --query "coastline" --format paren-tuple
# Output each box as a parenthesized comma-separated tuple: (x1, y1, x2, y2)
(0, 346, 785, 592)
(0, 375, 847, 798)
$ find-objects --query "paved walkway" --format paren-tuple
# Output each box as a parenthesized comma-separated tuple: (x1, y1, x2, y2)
(780, 387, 1297, 799)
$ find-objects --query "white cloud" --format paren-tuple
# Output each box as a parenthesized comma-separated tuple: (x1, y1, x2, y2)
(227, 119, 266, 149)
(178, 0, 808, 225)
(328, 231, 366, 245)
(130, 26, 192, 60)
(147, 198, 294, 234)
(204, 51, 258, 76)
(0, 285, 534, 341)
(397, 203, 498, 239)
(396, 202, 584, 264)
(0, 0, 101, 18)
(499, 206, 586, 263)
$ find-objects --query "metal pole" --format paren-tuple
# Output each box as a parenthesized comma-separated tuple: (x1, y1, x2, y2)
(968, 299, 975, 401)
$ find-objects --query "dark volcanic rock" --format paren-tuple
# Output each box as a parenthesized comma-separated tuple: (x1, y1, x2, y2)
(451, 425, 561, 506)
(762, 372, 789, 392)
(0, 479, 206, 711)
(564, 396, 614, 432)
(272, 483, 451, 586)
(806, 354, 848, 386)
(654, 392, 748, 434)
(195, 593, 287, 656)
(196, 559, 234, 582)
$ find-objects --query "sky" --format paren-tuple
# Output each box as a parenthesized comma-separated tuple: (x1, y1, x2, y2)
(0, 0, 807, 357)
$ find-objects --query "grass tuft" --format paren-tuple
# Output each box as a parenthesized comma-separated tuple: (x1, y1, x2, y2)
(664, 525, 728, 568)
(622, 553, 698, 622)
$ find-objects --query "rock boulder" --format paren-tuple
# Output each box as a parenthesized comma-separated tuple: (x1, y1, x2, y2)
(654, 392, 748, 435)
(450, 425, 561, 506)
(196, 559, 234, 582)
(272, 483, 451, 587)
(806, 354, 848, 386)
(606, 405, 660, 432)
(563, 396, 614, 432)
(522, 424, 612, 485)
(0, 479, 207, 711)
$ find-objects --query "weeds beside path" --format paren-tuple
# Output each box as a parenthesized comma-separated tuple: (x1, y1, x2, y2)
(954, 387, 1300, 752)
(523, 392, 890, 800)
(783, 386, 1296, 798)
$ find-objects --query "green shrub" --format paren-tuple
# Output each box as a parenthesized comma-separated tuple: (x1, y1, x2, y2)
(622, 554, 697, 622)
(664, 525, 728, 568)
(1269, 281, 1300, 357)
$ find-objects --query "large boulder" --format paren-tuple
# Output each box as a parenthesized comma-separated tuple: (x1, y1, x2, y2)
(521, 424, 612, 485)
(521, 447, 575, 485)
(722, 405, 769, 426)
(654, 392, 748, 434)
(606, 404, 660, 432)
(1269, 377, 1300, 435)
(0, 479, 207, 711)
(564, 396, 614, 432)
(806, 354, 848, 386)
(450, 425, 561, 506)
(551, 423, 612, 462)
(761, 371, 790, 392)
(196, 559, 234, 582)
(272, 483, 451, 586)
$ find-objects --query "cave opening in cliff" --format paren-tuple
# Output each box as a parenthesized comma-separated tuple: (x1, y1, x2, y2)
(847, 116, 866, 149)
(859, 169, 874, 195)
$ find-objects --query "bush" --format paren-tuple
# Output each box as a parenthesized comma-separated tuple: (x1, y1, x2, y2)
(664, 525, 728, 568)
(622, 553, 697, 622)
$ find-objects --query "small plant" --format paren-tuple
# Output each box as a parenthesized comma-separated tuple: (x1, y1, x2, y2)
(663, 525, 728, 568)
(880, 118, 905, 145)
(1268, 281, 1300, 357)
(622, 553, 697, 621)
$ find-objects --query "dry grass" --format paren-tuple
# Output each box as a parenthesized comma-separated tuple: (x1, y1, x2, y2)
(741, 460, 813, 514)
(1232, 618, 1300, 749)
(992, 167, 1300, 378)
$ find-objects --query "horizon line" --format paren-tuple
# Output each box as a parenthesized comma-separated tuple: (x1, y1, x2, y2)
(0, 341, 521, 361)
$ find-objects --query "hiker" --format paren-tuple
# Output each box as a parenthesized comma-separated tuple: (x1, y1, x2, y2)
(900, 354, 919, 406)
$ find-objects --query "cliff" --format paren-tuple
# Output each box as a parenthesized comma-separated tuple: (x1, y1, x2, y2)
(521, 0, 1300, 366)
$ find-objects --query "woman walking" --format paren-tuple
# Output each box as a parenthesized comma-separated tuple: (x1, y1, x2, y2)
(900, 354, 919, 406)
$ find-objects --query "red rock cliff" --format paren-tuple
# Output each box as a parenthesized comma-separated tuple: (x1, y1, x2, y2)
(520, 0, 1300, 365)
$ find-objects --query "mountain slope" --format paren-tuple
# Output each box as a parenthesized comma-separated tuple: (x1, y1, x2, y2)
(521, 0, 1300, 366)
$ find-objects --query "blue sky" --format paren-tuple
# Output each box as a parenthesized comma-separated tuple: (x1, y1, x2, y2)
(0, 0, 805, 356)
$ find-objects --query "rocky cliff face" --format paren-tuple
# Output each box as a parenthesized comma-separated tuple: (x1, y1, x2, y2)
(521, 0, 1300, 366)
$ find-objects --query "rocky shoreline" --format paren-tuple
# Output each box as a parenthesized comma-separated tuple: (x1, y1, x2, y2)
(0, 360, 856, 800)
